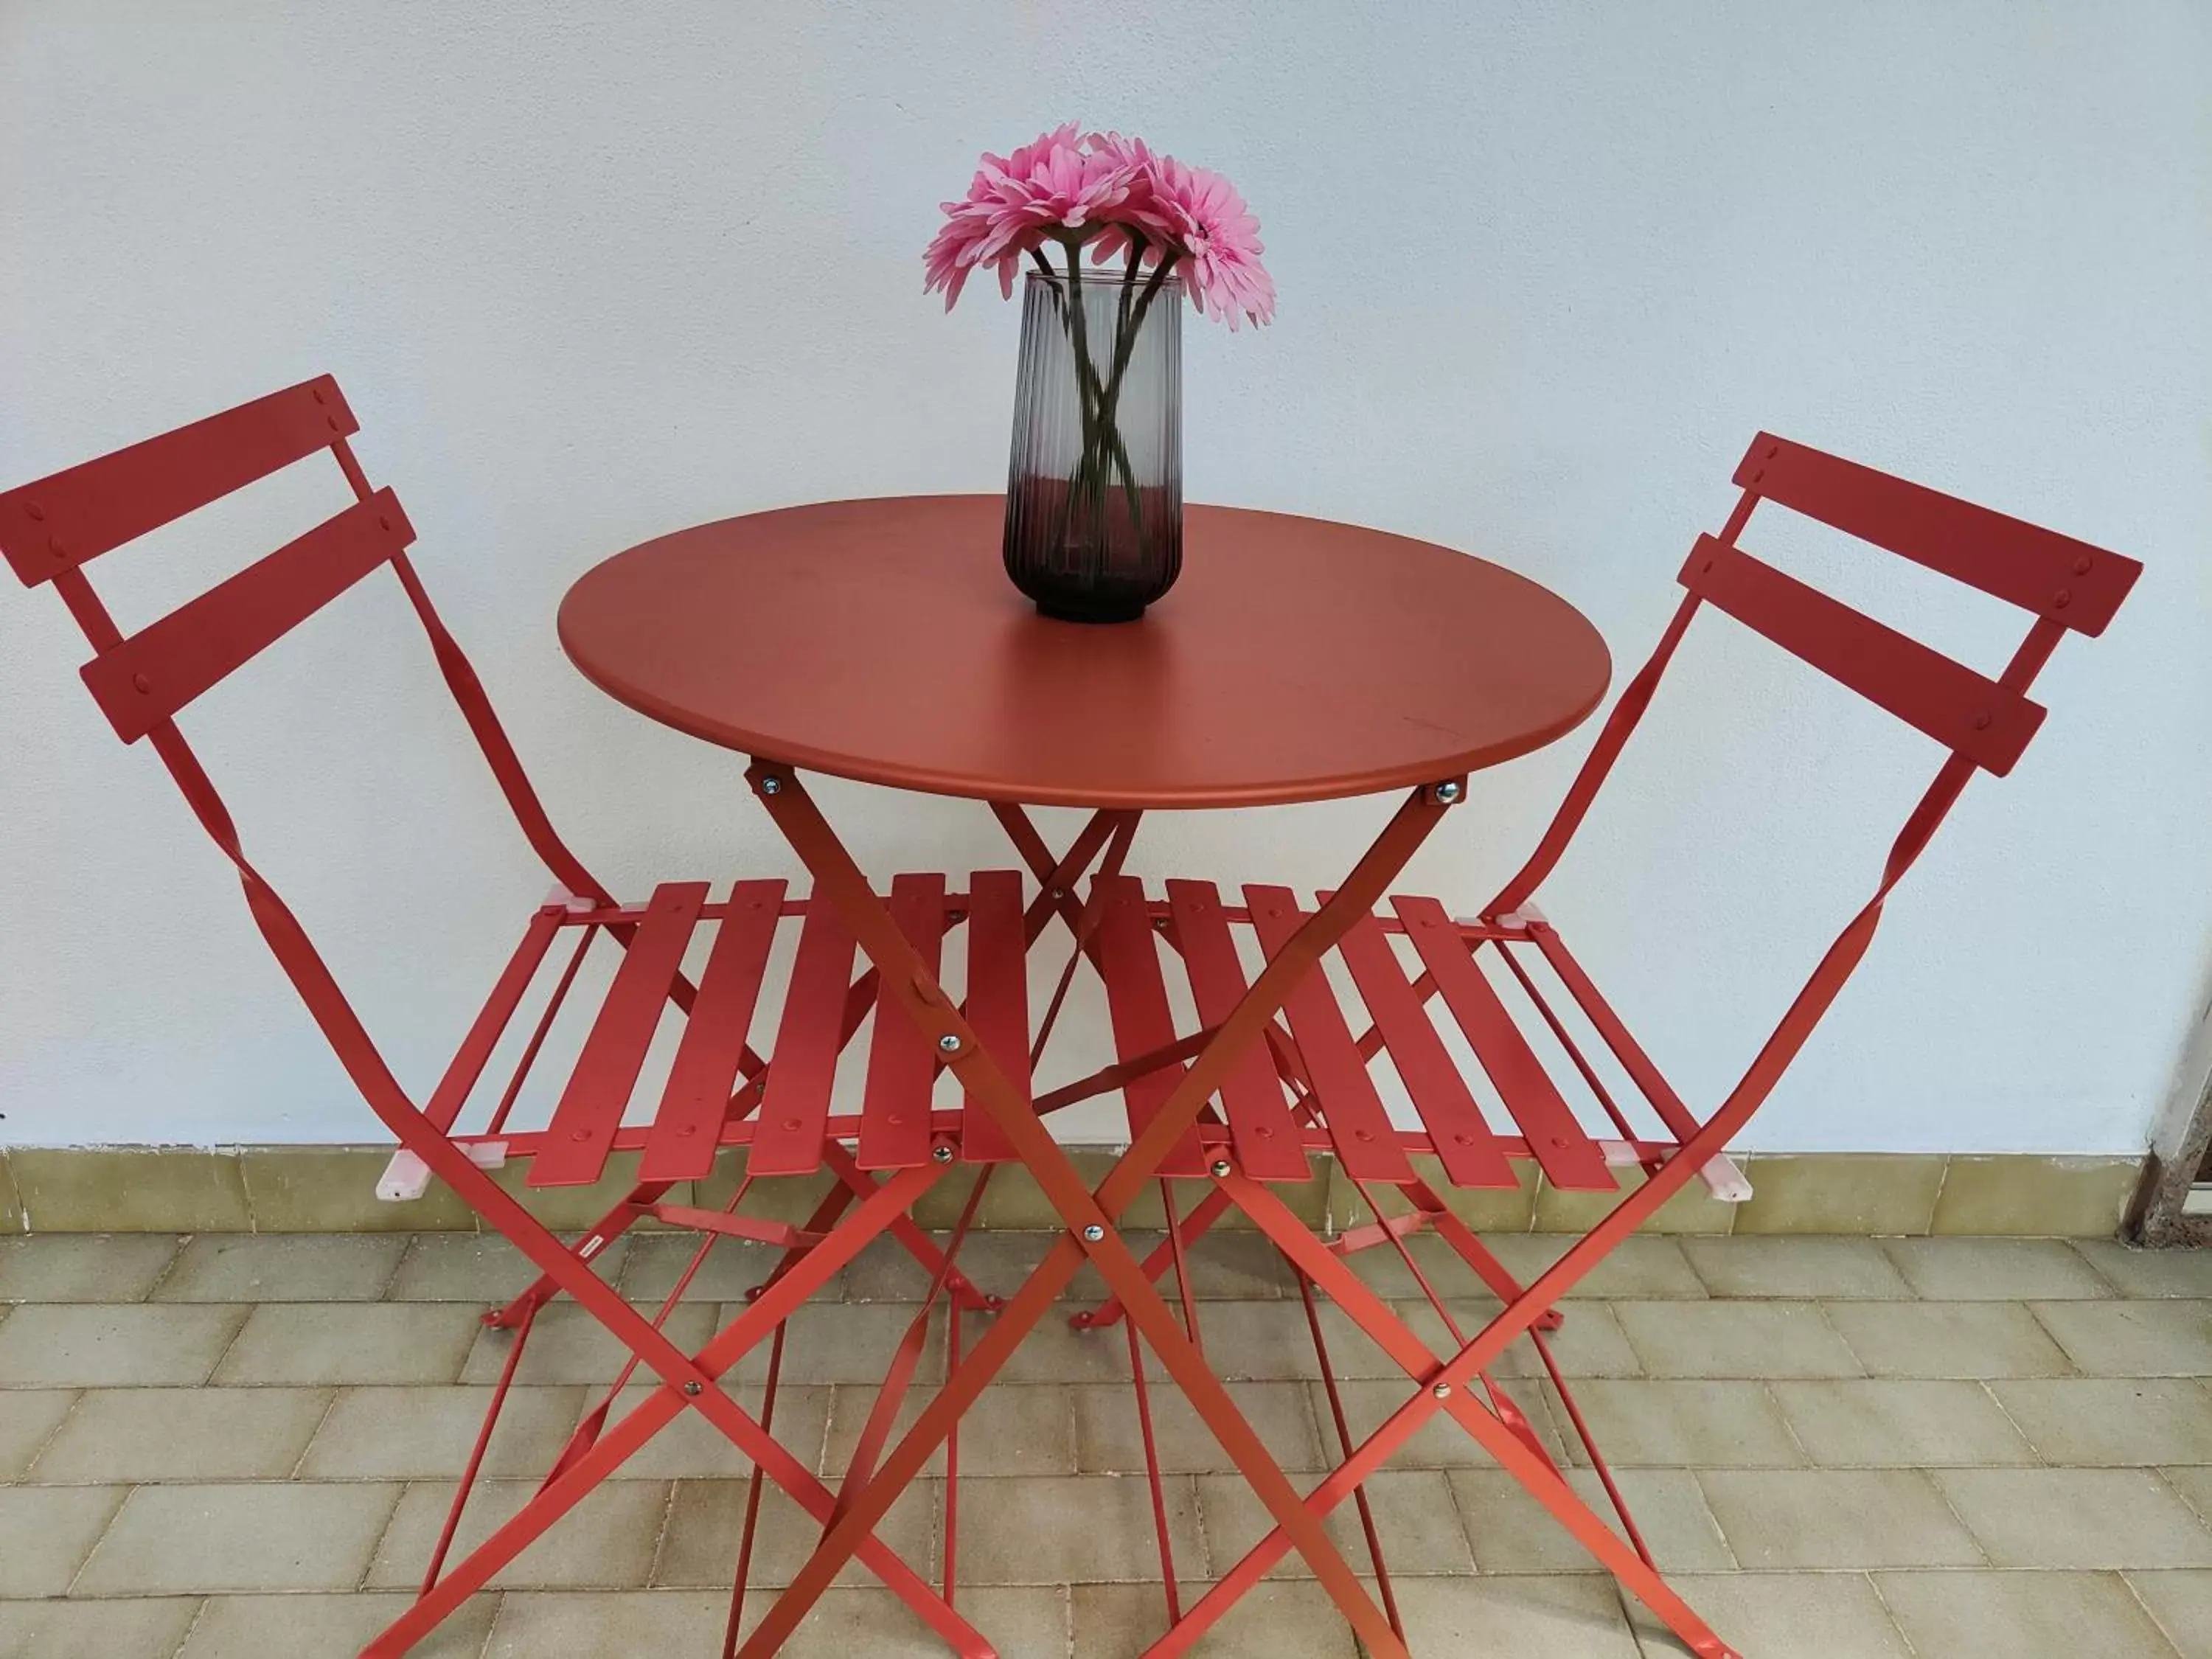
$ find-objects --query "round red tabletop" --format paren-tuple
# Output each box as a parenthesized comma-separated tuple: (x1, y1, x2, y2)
(559, 495, 1610, 810)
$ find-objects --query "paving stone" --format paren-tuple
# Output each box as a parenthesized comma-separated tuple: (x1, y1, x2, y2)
(1695, 1469, 1983, 1570)
(1626, 1571, 1911, 1658)
(0, 1596, 201, 1659)
(178, 1592, 497, 1658)
(956, 1473, 1202, 1584)
(0, 1388, 75, 1478)
(0, 1484, 127, 1595)
(75, 1482, 400, 1593)
(1452, 1467, 1733, 1574)
(0, 1234, 181, 1302)
(1988, 1377, 2212, 1466)
(746, 1585, 1069, 1659)
(0, 1303, 245, 1386)
(1877, 1569, 2186, 1659)
(1613, 1301, 1860, 1379)
(462, 1301, 715, 1385)
(156, 1234, 406, 1301)
(2072, 1240, 2212, 1300)
(1935, 1467, 2212, 1568)
(1823, 1301, 2073, 1378)
(2030, 1301, 2212, 1377)
(368, 1476, 670, 1590)
(31, 1386, 331, 1482)
(1200, 1467, 1475, 1579)
(215, 1301, 484, 1385)
(2126, 1569, 2212, 1659)
(653, 1476, 939, 1590)
(1767, 1379, 2037, 1467)
(825, 1380, 1074, 1478)
(1880, 1237, 2118, 1301)
(1072, 1579, 1357, 1659)
(299, 1384, 588, 1479)
(1074, 1380, 1321, 1475)
(1476, 1233, 1710, 1301)
(1680, 1237, 1914, 1300)
(1539, 1379, 1803, 1468)
(1391, 1574, 1643, 1656)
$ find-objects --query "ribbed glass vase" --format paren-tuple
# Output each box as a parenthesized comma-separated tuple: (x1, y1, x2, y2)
(1002, 265, 1183, 622)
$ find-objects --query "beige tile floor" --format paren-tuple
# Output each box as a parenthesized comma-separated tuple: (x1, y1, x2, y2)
(0, 1228, 2206, 1657)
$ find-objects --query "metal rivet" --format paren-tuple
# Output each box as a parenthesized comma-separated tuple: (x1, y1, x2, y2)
(782, 1116, 801, 1131)
(759, 776, 783, 795)
(1051, 887, 1065, 899)
(886, 1113, 904, 1126)
(2052, 588, 2072, 609)
(1254, 1124, 1274, 1138)
(1432, 1380, 1453, 1399)
(1453, 1133, 1475, 1147)
(1210, 1160, 1232, 1178)
(1354, 1129, 1374, 1142)
(131, 672, 152, 695)
(1551, 1136, 1570, 1150)
(676, 1124, 696, 1136)
(570, 1129, 590, 1142)
(683, 1380, 703, 1397)
(1973, 712, 1992, 731)
(938, 1033, 961, 1054)
(2073, 555, 2093, 575)
(1081, 1224, 1105, 1242)
(1434, 780, 1462, 803)
(932, 1143, 955, 1163)
(23, 501, 44, 521)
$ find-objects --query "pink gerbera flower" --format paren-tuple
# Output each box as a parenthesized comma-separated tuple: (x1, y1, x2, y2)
(925, 125, 1274, 328)
(923, 123, 1142, 310)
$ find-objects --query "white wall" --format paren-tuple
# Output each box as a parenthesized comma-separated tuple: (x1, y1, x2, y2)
(1, 1, 2207, 1156)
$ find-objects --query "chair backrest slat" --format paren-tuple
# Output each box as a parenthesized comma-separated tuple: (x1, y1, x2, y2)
(1734, 432, 2133, 635)
(81, 487, 414, 743)
(1680, 534, 2045, 774)
(0, 376, 357, 587)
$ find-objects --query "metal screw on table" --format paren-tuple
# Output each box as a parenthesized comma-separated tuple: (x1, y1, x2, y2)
(1210, 1159, 1233, 1178)
(937, 1033, 962, 1054)
(759, 776, 782, 795)
(1432, 1380, 1453, 1399)
(932, 1142, 956, 1163)
(1081, 1224, 1105, 1242)
(1433, 779, 1463, 803)
(683, 1380, 703, 1397)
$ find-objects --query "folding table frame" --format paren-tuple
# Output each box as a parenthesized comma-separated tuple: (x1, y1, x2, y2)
(1, 386, 2139, 1659)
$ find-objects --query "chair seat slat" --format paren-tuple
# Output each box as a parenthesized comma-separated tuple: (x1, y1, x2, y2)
(1244, 886, 1415, 1185)
(640, 879, 787, 1183)
(748, 892, 860, 1177)
(1164, 880, 1310, 1181)
(82, 490, 414, 743)
(1336, 913, 1519, 1190)
(1094, 875, 1211, 1177)
(532, 882, 709, 1187)
(1393, 896, 1613, 1192)
(857, 874, 947, 1170)
(959, 870, 1032, 1164)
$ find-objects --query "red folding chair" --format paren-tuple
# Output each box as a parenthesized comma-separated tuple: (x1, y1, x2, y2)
(0, 377, 1025, 1658)
(720, 432, 2141, 1659)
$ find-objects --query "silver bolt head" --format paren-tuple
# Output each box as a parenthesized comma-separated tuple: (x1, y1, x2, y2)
(1209, 1159, 1233, 1178)
(683, 1380, 703, 1397)
(1081, 1224, 1105, 1242)
(1435, 780, 1463, 802)
(1431, 1380, 1452, 1399)
(937, 1033, 961, 1054)
(931, 1143, 956, 1163)
(759, 776, 783, 795)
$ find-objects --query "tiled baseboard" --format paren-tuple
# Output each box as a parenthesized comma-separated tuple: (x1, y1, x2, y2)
(0, 1145, 2141, 1239)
